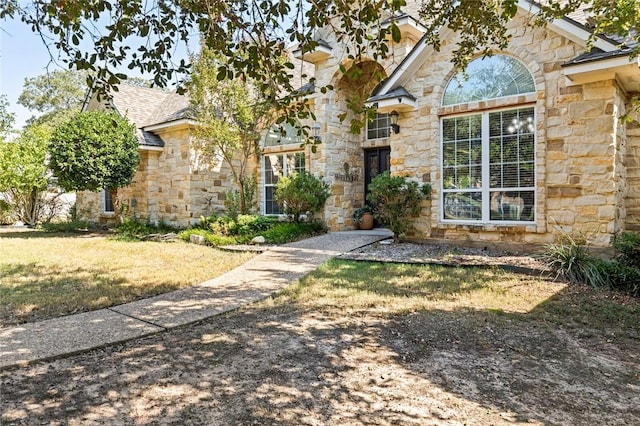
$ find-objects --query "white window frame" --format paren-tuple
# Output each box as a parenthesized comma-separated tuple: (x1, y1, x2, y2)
(101, 189, 115, 215)
(440, 106, 536, 225)
(262, 152, 305, 215)
(366, 112, 390, 140)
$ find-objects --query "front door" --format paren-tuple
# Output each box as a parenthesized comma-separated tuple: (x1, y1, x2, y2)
(364, 147, 391, 203)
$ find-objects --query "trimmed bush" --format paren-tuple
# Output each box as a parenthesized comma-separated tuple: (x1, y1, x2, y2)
(275, 172, 330, 222)
(367, 172, 426, 240)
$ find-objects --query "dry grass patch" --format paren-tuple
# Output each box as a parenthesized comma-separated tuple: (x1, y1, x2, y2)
(0, 232, 255, 326)
(270, 259, 566, 316)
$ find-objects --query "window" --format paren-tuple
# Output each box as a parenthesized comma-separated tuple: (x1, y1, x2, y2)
(263, 152, 305, 215)
(442, 107, 535, 223)
(103, 189, 115, 213)
(441, 55, 536, 224)
(442, 55, 535, 106)
(367, 113, 390, 140)
(264, 123, 303, 147)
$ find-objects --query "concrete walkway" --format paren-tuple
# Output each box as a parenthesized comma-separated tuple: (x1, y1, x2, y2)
(0, 230, 392, 370)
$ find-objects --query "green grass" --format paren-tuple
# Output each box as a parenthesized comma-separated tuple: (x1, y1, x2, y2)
(0, 231, 255, 326)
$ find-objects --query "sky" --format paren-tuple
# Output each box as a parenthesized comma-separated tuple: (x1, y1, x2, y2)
(0, 17, 57, 129)
(0, 16, 194, 130)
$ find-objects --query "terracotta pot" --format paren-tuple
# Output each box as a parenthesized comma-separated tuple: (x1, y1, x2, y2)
(358, 212, 374, 230)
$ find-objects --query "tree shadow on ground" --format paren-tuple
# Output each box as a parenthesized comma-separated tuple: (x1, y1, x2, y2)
(2, 279, 639, 425)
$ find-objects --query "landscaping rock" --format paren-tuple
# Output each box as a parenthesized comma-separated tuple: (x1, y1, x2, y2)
(250, 236, 266, 245)
(190, 234, 206, 245)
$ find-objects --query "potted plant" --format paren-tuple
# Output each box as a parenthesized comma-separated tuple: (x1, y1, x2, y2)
(353, 205, 374, 230)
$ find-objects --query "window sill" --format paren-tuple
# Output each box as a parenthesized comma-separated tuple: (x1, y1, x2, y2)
(262, 144, 304, 154)
(438, 93, 537, 116)
(437, 222, 537, 232)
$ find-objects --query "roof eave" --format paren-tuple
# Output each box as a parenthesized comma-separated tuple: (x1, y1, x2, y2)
(143, 118, 199, 133)
(562, 54, 640, 92)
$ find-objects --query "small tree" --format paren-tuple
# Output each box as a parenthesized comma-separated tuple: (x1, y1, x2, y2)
(275, 172, 330, 222)
(48, 111, 139, 193)
(0, 124, 56, 225)
(187, 45, 272, 215)
(367, 172, 427, 241)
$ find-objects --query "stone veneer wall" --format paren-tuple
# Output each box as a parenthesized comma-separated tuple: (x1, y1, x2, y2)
(309, 10, 631, 248)
(311, 29, 420, 230)
(77, 127, 241, 228)
(625, 108, 640, 231)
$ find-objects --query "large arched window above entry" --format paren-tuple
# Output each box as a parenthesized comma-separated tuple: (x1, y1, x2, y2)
(442, 55, 535, 106)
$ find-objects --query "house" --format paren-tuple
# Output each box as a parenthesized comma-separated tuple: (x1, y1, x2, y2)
(284, 0, 639, 249)
(78, 0, 640, 251)
(78, 84, 245, 226)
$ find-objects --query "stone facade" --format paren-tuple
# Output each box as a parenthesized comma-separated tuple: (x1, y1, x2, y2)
(78, 5, 640, 249)
(77, 125, 247, 228)
(300, 8, 640, 248)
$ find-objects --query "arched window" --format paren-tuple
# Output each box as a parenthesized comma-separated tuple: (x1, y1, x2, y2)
(263, 123, 303, 147)
(440, 55, 536, 224)
(442, 55, 535, 106)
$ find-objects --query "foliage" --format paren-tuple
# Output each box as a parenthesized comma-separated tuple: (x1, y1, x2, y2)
(0, 124, 62, 225)
(275, 172, 331, 222)
(612, 232, 640, 269)
(178, 228, 239, 247)
(540, 233, 608, 288)
(187, 46, 269, 214)
(112, 218, 179, 242)
(18, 69, 88, 125)
(261, 221, 326, 244)
(595, 260, 640, 297)
(6, 1, 635, 133)
(0, 94, 15, 138)
(40, 219, 95, 233)
(0, 199, 15, 225)
(48, 110, 139, 192)
(224, 175, 258, 219)
(367, 172, 425, 240)
(181, 214, 326, 246)
(352, 205, 373, 223)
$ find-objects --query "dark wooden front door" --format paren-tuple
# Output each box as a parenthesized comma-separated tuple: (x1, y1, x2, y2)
(364, 147, 391, 203)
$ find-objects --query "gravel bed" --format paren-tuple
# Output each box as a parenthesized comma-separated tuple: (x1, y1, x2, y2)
(340, 239, 549, 274)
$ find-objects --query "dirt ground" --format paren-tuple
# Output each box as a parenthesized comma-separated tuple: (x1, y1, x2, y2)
(2, 275, 639, 425)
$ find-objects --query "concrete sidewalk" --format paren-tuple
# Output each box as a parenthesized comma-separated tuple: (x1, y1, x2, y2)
(0, 230, 391, 369)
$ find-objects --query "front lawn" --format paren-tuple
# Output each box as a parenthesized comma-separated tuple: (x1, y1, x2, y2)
(2, 259, 638, 424)
(0, 230, 255, 326)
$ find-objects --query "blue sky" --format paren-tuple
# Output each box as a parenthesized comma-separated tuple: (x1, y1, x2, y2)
(1, 17, 194, 129)
(0, 17, 57, 128)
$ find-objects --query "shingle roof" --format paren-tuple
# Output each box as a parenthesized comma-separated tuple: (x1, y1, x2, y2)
(110, 84, 190, 147)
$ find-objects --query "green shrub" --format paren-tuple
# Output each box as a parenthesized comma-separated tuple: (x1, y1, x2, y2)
(178, 228, 238, 246)
(275, 171, 330, 222)
(224, 175, 258, 219)
(596, 259, 640, 297)
(540, 233, 608, 288)
(0, 199, 15, 225)
(367, 172, 425, 240)
(262, 221, 326, 244)
(40, 219, 95, 233)
(612, 232, 640, 269)
(112, 218, 179, 241)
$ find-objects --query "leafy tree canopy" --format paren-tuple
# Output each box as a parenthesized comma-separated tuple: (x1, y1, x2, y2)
(0, 123, 52, 225)
(48, 110, 139, 192)
(2, 1, 637, 124)
(0, 95, 16, 138)
(17, 69, 88, 126)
